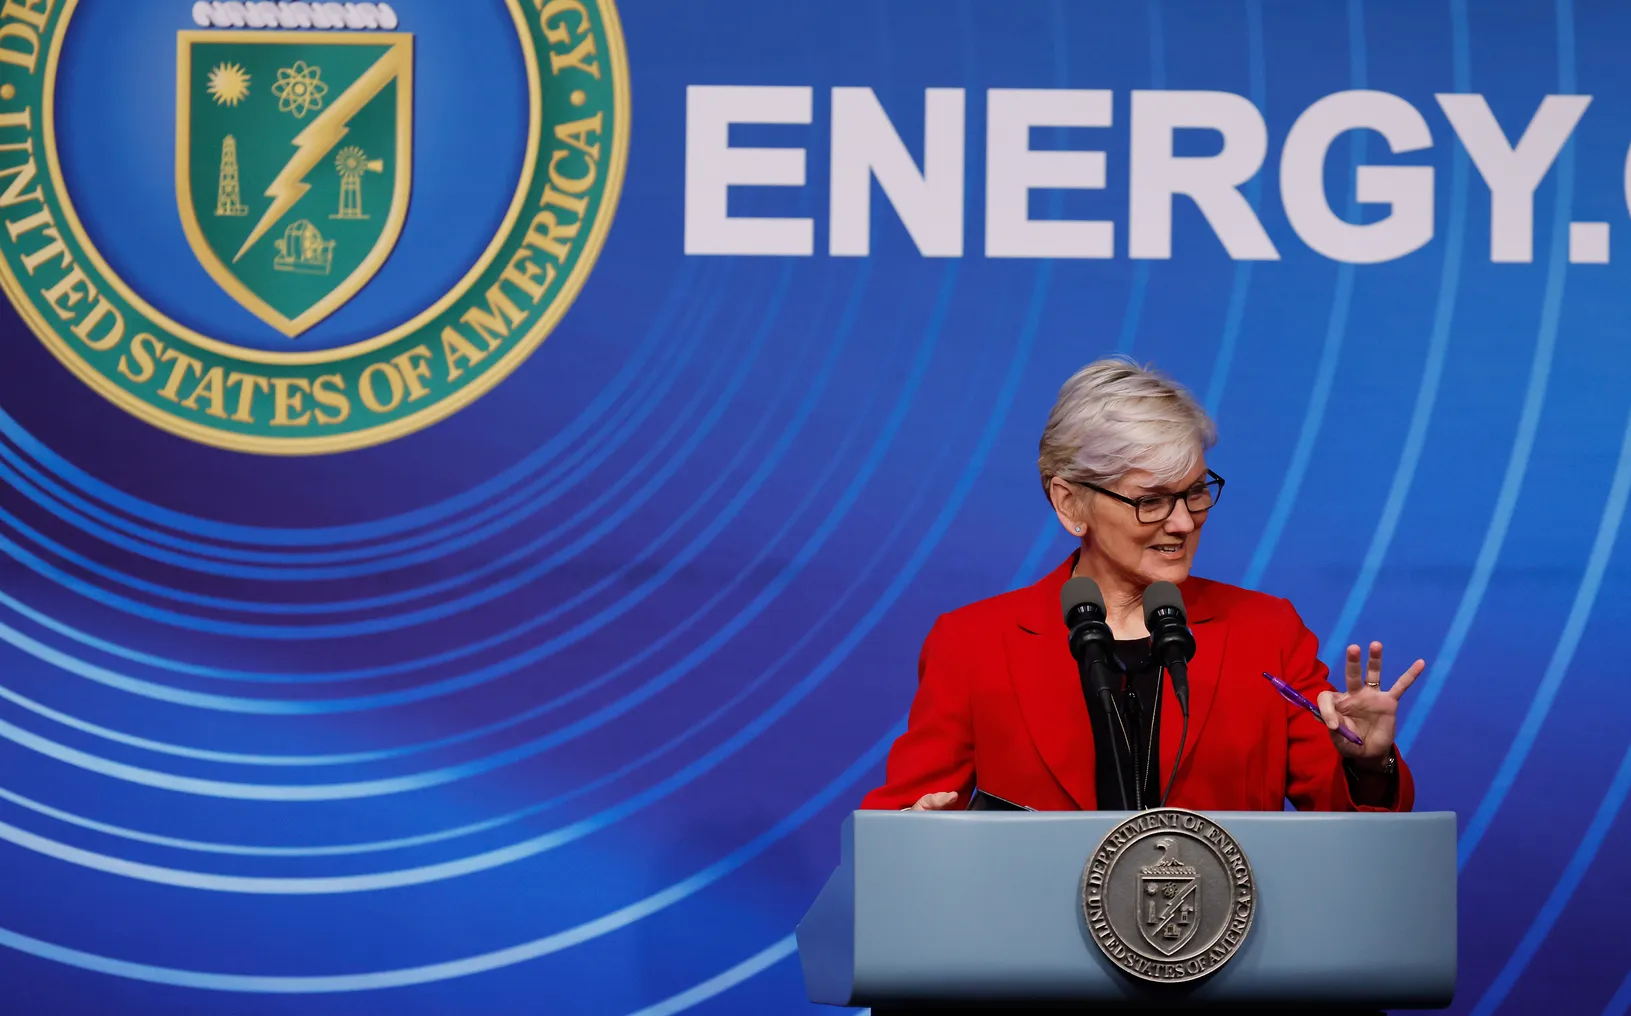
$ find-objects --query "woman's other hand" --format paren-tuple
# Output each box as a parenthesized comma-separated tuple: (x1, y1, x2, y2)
(909, 791, 960, 811)
(1316, 641, 1424, 765)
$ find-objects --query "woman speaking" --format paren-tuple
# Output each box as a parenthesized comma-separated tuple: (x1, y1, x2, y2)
(861, 358, 1424, 814)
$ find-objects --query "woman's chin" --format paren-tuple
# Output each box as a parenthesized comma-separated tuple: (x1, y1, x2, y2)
(1140, 554, 1194, 585)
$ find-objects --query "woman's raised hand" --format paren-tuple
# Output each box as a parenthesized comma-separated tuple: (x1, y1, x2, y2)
(1316, 640, 1424, 766)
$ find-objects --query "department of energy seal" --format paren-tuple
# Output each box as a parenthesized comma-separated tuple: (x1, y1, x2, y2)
(1081, 809, 1256, 984)
(0, 1, 628, 454)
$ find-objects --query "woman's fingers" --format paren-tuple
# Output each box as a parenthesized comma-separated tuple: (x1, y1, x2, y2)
(1316, 689, 1343, 731)
(1390, 659, 1427, 700)
(1353, 640, 1426, 699)
(911, 791, 959, 811)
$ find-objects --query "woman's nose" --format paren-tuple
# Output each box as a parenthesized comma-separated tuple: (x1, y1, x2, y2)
(1165, 500, 1197, 533)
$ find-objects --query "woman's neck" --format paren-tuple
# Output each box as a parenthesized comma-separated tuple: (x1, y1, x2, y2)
(1072, 548, 1149, 639)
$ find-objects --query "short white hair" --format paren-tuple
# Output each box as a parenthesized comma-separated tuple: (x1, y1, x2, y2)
(1038, 357, 1216, 495)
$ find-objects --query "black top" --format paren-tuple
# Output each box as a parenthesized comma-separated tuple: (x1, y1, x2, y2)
(1088, 638, 1164, 810)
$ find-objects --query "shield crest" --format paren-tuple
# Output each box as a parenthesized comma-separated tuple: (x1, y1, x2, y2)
(176, 31, 413, 337)
(1138, 837, 1201, 956)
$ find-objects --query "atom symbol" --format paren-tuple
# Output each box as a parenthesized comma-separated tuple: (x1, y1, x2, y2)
(272, 61, 328, 119)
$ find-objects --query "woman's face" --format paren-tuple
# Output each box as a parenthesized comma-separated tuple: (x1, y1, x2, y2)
(1063, 459, 1210, 590)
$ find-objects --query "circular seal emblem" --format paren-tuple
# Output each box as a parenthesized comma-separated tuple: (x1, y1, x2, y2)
(1081, 809, 1256, 984)
(0, 0, 628, 454)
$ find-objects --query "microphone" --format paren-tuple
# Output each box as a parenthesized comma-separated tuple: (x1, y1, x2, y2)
(1061, 576, 1117, 694)
(1142, 581, 1196, 718)
(1061, 576, 1137, 810)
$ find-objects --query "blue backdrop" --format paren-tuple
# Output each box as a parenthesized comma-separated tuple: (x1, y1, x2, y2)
(1, 0, 1629, 1013)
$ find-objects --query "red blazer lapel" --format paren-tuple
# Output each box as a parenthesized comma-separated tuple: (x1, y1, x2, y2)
(1161, 577, 1228, 798)
(1008, 557, 1098, 809)
(1005, 562, 1231, 810)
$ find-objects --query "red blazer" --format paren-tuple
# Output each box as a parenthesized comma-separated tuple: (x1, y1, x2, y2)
(860, 556, 1414, 812)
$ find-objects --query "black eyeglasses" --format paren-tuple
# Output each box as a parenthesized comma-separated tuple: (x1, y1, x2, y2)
(1070, 470, 1225, 524)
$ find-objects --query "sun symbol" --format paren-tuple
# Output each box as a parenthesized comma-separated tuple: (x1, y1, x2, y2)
(206, 62, 250, 107)
(272, 61, 328, 119)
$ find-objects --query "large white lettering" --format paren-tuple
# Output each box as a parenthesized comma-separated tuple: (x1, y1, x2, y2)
(985, 89, 1113, 259)
(829, 87, 964, 257)
(684, 85, 814, 256)
(1128, 90, 1277, 260)
(677, 87, 1605, 265)
(1281, 90, 1435, 264)
(1437, 94, 1591, 263)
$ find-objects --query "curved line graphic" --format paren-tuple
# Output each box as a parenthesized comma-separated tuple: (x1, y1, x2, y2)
(1111, 0, 1166, 357)
(0, 230, 1017, 944)
(0, 256, 707, 559)
(0, 430, 932, 860)
(0, 275, 915, 784)
(1008, 520, 1063, 591)
(0, 269, 755, 628)
(0, 722, 901, 991)
(0, 283, 806, 720)
(1202, 0, 1266, 414)
(1604, 951, 1631, 1016)
(0, 268, 951, 817)
(0, 268, 956, 884)
(0, 453, 940, 882)
(0, 257, 746, 649)
(0, 250, 699, 555)
(1320, 0, 1472, 662)
(1, 264, 957, 804)
(0, 278, 886, 775)
(1457, 399, 1631, 867)
(1473, 732, 1631, 1014)
(0, 680, 360, 765)
(1203, 0, 1268, 416)
(622, 935, 795, 1016)
(0, 497, 939, 873)
(0, 258, 744, 609)
(0, 273, 702, 577)
(0, 327, 840, 696)
(1397, 12, 1578, 750)
(1240, 0, 1367, 591)
(0, 267, 918, 858)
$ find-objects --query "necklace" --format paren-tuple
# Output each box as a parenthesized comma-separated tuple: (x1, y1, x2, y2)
(1115, 638, 1163, 809)
(1137, 670, 1164, 805)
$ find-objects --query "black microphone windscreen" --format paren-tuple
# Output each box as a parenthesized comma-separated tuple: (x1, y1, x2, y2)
(1060, 576, 1105, 624)
(1142, 580, 1186, 622)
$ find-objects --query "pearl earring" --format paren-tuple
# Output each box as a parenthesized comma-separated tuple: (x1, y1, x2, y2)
(1075, 525, 1084, 534)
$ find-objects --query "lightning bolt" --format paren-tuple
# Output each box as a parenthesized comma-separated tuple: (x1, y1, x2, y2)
(234, 42, 410, 263)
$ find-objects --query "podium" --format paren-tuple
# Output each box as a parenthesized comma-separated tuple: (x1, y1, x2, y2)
(798, 810, 1456, 1010)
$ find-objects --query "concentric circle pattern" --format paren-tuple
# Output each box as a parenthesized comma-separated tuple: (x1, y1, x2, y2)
(1, 2, 1629, 1014)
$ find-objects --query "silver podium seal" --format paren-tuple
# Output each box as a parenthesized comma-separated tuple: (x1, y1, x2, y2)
(1081, 809, 1256, 984)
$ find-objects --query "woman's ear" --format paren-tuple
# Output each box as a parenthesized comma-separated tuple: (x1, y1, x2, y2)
(1046, 476, 1088, 538)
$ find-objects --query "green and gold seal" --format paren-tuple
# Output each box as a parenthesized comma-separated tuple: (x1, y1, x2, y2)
(0, 0, 628, 454)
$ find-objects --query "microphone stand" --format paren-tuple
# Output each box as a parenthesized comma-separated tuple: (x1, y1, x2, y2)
(1143, 587, 1196, 808)
(1160, 660, 1189, 808)
(1073, 625, 1138, 811)
(1063, 579, 1145, 812)
(1097, 685, 1139, 811)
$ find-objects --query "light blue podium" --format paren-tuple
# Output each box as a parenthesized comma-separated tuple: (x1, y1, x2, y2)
(798, 810, 1456, 1010)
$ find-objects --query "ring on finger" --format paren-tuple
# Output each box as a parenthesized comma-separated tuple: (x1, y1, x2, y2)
(1365, 680, 1381, 689)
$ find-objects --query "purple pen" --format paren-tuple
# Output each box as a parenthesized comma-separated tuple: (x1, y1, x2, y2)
(1260, 671, 1365, 746)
